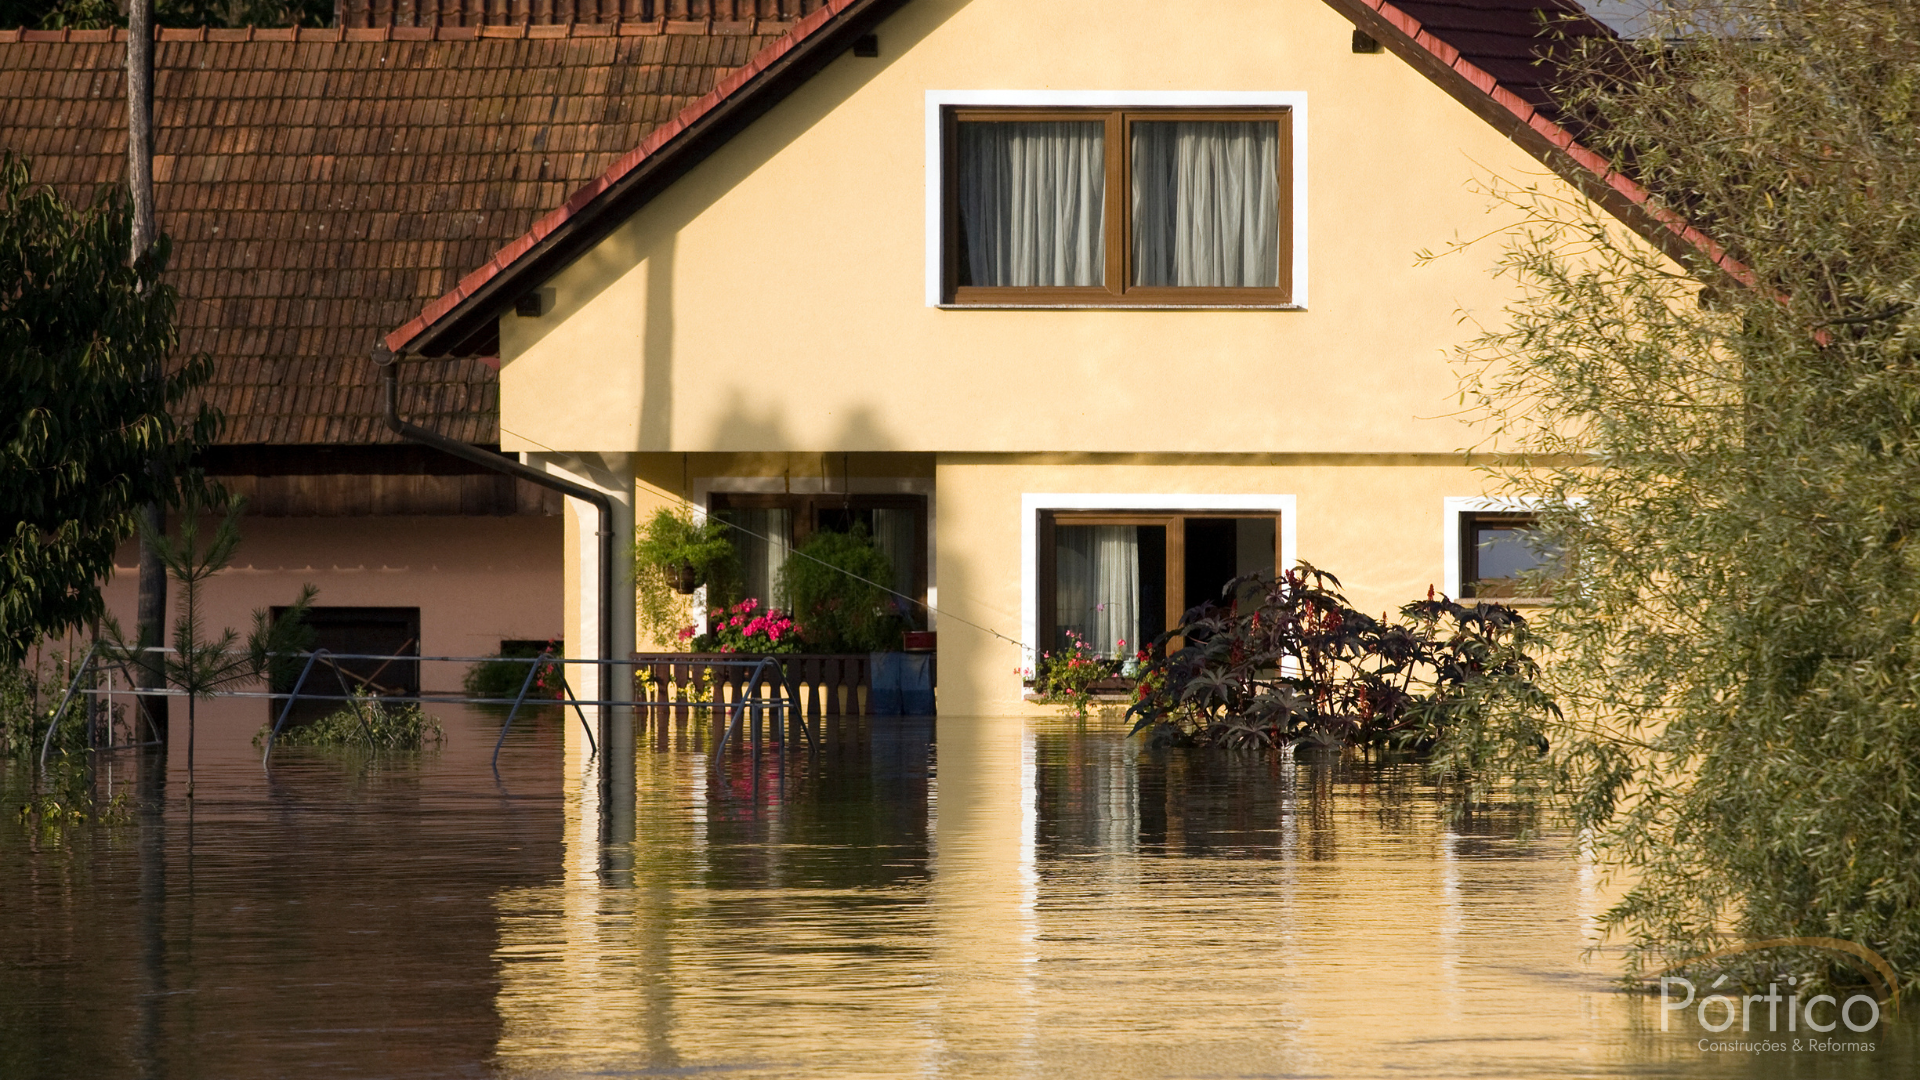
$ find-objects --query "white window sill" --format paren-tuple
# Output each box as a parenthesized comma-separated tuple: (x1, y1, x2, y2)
(938, 302, 1305, 311)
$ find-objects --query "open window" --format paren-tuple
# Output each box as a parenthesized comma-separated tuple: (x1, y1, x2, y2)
(709, 493, 929, 628)
(1038, 511, 1280, 658)
(942, 106, 1293, 306)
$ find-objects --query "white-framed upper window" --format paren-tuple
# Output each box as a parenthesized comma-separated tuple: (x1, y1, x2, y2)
(926, 91, 1309, 309)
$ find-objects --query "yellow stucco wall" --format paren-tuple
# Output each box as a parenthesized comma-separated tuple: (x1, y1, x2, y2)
(497, 0, 1578, 457)
(932, 453, 1523, 713)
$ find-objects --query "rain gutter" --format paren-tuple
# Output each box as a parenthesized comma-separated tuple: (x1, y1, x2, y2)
(374, 345, 614, 705)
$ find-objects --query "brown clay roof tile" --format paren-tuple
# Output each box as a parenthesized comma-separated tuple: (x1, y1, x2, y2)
(0, 18, 800, 444)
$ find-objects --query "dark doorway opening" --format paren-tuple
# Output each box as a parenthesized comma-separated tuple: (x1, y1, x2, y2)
(1183, 518, 1239, 615)
(268, 606, 421, 722)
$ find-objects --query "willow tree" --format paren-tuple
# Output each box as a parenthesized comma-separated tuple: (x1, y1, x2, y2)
(1462, 0, 1920, 994)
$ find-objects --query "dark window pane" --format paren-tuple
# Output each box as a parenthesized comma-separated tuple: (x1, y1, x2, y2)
(718, 507, 791, 608)
(1464, 514, 1558, 598)
(267, 606, 420, 722)
(1136, 525, 1165, 653)
(1184, 517, 1237, 612)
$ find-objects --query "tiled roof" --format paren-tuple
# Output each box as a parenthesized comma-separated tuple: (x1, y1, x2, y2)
(0, 19, 797, 444)
(1387, 0, 1611, 120)
(337, 0, 832, 30)
(387, 0, 893, 356)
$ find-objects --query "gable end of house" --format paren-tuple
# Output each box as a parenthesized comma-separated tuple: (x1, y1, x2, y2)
(390, 0, 909, 360)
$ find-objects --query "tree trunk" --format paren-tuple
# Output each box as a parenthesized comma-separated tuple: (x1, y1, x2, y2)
(128, 0, 168, 743)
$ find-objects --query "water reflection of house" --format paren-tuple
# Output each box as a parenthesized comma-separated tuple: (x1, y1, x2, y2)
(0, 9, 841, 689)
(380, 0, 1667, 714)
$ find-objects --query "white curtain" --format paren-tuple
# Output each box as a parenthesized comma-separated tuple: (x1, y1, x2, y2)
(869, 508, 919, 626)
(958, 121, 1106, 287)
(720, 508, 790, 610)
(1130, 120, 1280, 287)
(1055, 525, 1139, 658)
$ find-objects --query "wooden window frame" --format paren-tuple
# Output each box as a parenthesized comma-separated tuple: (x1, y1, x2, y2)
(1459, 511, 1551, 601)
(1037, 509, 1283, 655)
(942, 106, 1294, 308)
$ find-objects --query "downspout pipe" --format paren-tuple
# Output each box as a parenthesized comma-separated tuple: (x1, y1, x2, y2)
(374, 345, 615, 706)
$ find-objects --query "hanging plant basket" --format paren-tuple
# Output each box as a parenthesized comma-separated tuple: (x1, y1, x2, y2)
(665, 562, 703, 595)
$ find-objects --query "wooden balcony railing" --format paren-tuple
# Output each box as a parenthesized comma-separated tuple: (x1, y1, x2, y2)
(633, 652, 935, 720)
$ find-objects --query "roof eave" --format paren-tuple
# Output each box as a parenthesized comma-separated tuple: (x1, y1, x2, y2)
(386, 0, 909, 358)
(1325, 0, 1749, 283)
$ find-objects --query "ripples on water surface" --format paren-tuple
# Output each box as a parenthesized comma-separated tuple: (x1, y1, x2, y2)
(2, 702, 1912, 1078)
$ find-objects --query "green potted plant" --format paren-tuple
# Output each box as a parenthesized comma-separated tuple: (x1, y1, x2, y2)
(777, 526, 903, 654)
(633, 507, 739, 649)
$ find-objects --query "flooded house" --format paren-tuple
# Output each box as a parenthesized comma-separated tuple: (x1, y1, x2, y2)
(380, 0, 1670, 715)
(17, 10, 1881, 1071)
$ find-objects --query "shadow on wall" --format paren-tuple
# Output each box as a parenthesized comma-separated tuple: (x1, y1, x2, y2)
(697, 387, 906, 454)
(642, 232, 675, 449)
(501, 1, 967, 453)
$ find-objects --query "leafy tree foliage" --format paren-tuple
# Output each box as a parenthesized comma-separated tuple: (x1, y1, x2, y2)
(1127, 564, 1556, 770)
(259, 686, 442, 751)
(0, 153, 215, 667)
(1462, 0, 1920, 995)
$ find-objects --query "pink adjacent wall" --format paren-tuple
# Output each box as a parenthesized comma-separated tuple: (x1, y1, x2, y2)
(95, 515, 563, 692)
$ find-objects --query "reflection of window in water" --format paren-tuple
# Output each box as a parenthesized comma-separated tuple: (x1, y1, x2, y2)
(1461, 513, 1559, 598)
(1044, 513, 1278, 658)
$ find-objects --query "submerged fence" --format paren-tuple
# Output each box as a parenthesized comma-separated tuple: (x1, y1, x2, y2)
(33, 646, 851, 775)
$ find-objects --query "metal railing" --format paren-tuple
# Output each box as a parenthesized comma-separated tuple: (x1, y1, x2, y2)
(36, 646, 822, 776)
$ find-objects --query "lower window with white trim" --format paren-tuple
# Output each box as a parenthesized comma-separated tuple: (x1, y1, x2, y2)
(1038, 510, 1279, 658)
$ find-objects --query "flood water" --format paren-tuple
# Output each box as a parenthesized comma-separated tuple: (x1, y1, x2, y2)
(2, 702, 1913, 1078)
